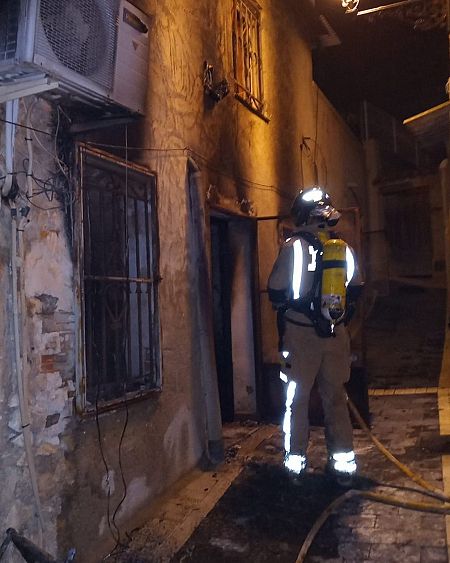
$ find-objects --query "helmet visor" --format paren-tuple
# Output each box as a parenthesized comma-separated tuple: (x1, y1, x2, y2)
(309, 205, 341, 226)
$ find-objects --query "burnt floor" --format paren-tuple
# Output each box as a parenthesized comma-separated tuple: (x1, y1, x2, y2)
(169, 393, 447, 563)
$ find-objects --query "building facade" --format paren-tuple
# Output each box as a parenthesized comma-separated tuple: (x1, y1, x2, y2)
(0, 1, 366, 560)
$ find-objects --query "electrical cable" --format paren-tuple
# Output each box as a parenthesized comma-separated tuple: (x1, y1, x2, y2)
(301, 136, 328, 191)
(83, 141, 188, 152)
(369, 480, 450, 503)
(28, 103, 70, 182)
(100, 127, 132, 562)
(54, 106, 71, 181)
(16, 101, 75, 211)
(108, 394, 129, 555)
(81, 141, 294, 199)
(5, 100, 45, 546)
(95, 387, 119, 547)
(107, 125, 131, 555)
(0, 116, 54, 137)
(5, 116, 296, 200)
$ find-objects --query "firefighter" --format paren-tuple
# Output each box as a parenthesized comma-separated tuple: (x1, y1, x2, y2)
(268, 187, 363, 484)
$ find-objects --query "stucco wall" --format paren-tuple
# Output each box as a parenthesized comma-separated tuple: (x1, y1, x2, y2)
(0, 1, 367, 561)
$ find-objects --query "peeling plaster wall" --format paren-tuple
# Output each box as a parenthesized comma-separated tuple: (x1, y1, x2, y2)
(0, 99, 75, 561)
(0, 1, 367, 561)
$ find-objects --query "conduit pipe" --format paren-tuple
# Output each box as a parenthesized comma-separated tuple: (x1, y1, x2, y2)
(2, 99, 19, 197)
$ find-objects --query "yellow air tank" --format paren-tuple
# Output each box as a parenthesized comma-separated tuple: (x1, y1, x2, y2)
(321, 238, 347, 322)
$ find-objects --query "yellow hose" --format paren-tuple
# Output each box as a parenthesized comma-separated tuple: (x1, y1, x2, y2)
(295, 396, 450, 562)
(295, 489, 450, 563)
(295, 490, 358, 563)
(347, 396, 450, 502)
(361, 491, 450, 514)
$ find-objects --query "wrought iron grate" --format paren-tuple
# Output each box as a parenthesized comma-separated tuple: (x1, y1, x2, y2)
(81, 150, 160, 406)
(232, 0, 265, 114)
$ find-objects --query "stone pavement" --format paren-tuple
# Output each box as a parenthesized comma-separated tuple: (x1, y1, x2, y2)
(306, 393, 448, 563)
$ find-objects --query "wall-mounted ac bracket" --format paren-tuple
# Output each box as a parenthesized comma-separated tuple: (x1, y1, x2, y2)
(0, 74, 59, 104)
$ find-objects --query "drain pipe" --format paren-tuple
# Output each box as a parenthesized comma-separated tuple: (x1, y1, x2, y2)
(187, 157, 224, 463)
(2, 99, 19, 198)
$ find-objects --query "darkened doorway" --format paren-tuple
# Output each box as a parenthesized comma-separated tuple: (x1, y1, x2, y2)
(211, 217, 234, 422)
(210, 214, 258, 423)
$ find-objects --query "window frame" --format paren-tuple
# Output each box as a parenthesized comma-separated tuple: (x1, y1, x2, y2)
(75, 145, 161, 414)
(232, 0, 267, 120)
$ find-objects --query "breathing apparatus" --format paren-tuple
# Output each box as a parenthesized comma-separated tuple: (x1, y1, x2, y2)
(321, 238, 350, 328)
(289, 187, 354, 333)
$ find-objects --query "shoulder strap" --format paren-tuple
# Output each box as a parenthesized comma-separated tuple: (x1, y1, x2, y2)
(294, 231, 323, 307)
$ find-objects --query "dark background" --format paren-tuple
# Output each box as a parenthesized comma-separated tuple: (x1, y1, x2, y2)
(313, 0, 449, 121)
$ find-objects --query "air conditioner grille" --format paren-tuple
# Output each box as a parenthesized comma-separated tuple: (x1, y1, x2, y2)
(37, 0, 120, 90)
(0, 0, 20, 62)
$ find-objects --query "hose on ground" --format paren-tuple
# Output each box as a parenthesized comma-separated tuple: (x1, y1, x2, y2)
(295, 490, 358, 563)
(295, 489, 450, 563)
(295, 396, 450, 562)
(347, 396, 450, 502)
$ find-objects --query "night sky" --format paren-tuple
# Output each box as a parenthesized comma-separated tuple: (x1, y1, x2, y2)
(313, 0, 449, 121)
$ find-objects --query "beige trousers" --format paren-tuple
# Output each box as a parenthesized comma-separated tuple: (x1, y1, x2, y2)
(282, 321, 353, 456)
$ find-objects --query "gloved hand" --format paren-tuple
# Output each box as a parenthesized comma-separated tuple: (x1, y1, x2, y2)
(279, 350, 292, 371)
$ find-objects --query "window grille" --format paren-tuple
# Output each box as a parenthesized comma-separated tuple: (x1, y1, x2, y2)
(232, 0, 264, 114)
(79, 148, 160, 408)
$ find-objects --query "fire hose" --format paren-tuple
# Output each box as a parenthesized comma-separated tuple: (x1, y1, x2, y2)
(295, 396, 450, 563)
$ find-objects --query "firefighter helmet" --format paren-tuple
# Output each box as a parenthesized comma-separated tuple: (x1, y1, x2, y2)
(290, 187, 341, 227)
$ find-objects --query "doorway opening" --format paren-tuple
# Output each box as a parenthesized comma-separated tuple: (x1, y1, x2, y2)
(210, 214, 258, 423)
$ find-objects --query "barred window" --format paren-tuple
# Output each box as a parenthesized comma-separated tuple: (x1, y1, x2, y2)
(79, 147, 160, 409)
(232, 0, 264, 115)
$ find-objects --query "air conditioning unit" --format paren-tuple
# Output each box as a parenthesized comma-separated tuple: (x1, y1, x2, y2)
(0, 0, 150, 114)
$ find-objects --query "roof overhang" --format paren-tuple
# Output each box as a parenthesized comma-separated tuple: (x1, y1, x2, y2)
(298, 0, 342, 48)
(403, 101, 449, 151)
